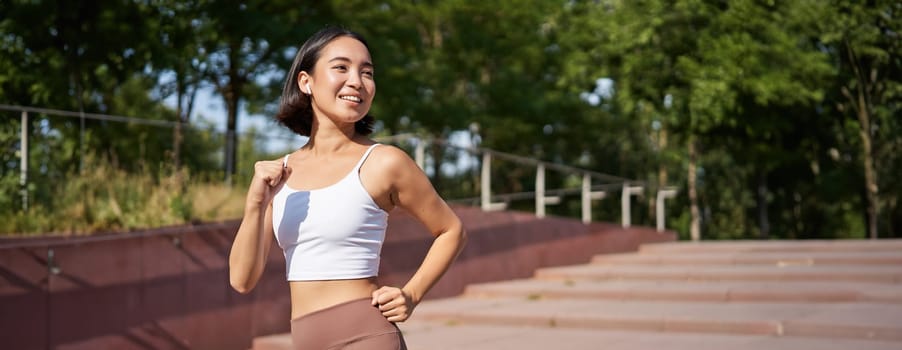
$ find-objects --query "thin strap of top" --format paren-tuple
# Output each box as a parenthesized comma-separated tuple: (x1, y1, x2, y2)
(282, 143, 379, 169)
(353, 144, 380, 171)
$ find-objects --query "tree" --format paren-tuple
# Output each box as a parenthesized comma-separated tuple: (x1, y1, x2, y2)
(555, 0, 716, 239)
(820, 0, 901, 239)
(333, 0, 570, 192)
(684, 0, 834, 238)
(0, 0, 164, 209)
(196, 1, 333, 185)
(149, 0, 208, 174)
(553, 0, 870, 240)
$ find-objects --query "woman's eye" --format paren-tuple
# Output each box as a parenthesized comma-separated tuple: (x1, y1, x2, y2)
(363, 70, 374, 77)
(333, 65, 347, 71)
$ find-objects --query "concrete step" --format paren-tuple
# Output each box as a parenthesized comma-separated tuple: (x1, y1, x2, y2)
(399, 321, 902, 350)
(412, 297, 902, 342)
(250, 240, 902, 349)
(251, 334, 291, 350)
(592, 251, 902, 266)
(248, 322, 902, 350)
(464, 279, 902, 303)
(639, 240, 902, 254)
(536, 264, 902, 284)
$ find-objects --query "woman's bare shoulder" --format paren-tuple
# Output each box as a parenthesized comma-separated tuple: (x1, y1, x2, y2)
(368, 144, 420, 175)
(372, 144, 414, 163)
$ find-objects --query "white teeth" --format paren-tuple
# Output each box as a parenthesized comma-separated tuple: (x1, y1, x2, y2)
(340, 95, 361, 102)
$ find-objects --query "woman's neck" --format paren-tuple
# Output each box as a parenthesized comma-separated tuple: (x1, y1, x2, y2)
(304, 119, 360, 154)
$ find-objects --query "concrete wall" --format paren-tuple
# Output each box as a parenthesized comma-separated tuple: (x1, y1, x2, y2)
(0, 206, 675, 350)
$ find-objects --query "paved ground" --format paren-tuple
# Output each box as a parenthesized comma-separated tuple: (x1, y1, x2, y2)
(253, 239, 902, 350)
(399, 322, 902, 350)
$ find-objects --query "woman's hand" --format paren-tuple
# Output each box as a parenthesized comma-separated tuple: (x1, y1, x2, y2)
(246, 159, 292, 208)
(372, 286, 417, 322)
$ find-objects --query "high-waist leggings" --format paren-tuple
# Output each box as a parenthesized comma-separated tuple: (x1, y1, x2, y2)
(290, 298, 407, 350)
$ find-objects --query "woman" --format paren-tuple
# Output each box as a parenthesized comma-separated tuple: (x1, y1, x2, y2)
(228, 26, 467, 349)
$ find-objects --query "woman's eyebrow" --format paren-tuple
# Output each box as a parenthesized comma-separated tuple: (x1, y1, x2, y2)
(328, 56, 375, 69)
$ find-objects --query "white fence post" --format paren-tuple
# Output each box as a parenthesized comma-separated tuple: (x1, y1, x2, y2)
(535, 163, 561, 218)
(415, 140, 425, 170)
(480, 153, 506, 211)
(481, 153, 491, 211)
(656, 189, 678, 232)
(536, 163, 546, 218)
(621, 183, 643, 228)
(581, 173, 607, 224)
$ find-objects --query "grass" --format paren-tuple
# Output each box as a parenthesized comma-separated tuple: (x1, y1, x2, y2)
(1, 156, 246, 236)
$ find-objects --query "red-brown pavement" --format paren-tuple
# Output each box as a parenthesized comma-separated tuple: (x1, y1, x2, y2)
(252, 240, 902, 349)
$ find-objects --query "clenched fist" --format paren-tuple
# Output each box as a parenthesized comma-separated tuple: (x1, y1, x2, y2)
(372, 286, 417, 322)
(246, 158, 292, 208)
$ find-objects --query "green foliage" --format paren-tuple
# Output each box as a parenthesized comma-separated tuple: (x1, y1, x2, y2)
(1, 0, 899, 239)
(0, 153, 243, 236)
(0, 1, 159, 109)
(818, 0, 901, 237)
(554, 0, 899, 239)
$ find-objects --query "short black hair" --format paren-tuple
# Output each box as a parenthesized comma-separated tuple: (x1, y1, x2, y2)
(275, 26, 374, 136)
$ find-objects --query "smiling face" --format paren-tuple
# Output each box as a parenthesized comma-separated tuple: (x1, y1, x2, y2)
(300, 36, 375, 131)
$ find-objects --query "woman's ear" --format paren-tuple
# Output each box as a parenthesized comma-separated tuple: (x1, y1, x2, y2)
(297, 71, 310, 94)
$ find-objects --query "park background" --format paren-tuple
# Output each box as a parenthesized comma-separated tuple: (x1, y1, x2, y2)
(1, 0, 900, 240)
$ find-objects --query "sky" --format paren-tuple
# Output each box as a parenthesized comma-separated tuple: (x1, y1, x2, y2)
(162, 85, 305, 154)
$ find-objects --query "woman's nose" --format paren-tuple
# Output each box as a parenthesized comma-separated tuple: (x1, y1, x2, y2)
(345, 71, 362, 88)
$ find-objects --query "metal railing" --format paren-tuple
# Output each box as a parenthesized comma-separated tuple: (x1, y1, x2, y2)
(4, 104, 680, 232)
(3, 104, 174, 212)
(378, 134, 679, 231)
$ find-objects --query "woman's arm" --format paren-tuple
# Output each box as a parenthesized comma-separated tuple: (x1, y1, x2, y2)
(229, 159, 291, 294)
(371, 146, 468, 322)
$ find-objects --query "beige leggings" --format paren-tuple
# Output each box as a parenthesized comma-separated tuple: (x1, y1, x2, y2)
(290, 298, 407, 350)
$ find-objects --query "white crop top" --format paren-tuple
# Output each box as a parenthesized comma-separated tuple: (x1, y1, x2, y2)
(271, 144, 389, 281)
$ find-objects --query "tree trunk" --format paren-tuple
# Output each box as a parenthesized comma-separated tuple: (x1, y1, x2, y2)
(757, 171, 770, 239)
(652, 128, 669, 224)
(223, 84, 240, 186)
(688, 135, 700, 241)
(842, 41, 880, 239)
(173, 80, 185, 171)
(173, 71, 198, 190)
(857, 95, 878, 239)
(74, 70, 86, 175)
(658, 128, 669, 186)
(430, 136, 445, 193)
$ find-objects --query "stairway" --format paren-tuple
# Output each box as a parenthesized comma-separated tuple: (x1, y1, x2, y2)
(396, 240, 902, 349)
